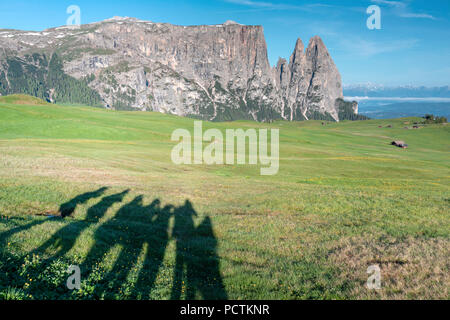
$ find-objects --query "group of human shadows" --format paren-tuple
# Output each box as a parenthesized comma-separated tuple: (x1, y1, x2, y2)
(0, 187, 227, 299)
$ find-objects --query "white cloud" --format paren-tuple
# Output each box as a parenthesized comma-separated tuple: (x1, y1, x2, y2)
(400, 13, 436, 20)
(225, 0, 436, 19)
(371, 0, 405, 8)
(224, 0, 275, 8)
(222, 0, 335, 12)
(341, 38, 419, 57)
(370, 0, 436, 20)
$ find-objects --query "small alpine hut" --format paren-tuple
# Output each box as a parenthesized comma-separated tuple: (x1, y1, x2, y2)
(392, 141, 408, 148)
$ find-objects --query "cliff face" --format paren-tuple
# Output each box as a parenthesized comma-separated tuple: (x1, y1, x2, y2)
(276, 37, 343, 121)
(0, 17, 351, 121)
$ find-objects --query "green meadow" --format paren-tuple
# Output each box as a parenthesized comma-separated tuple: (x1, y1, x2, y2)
(0, 95, 448, 300)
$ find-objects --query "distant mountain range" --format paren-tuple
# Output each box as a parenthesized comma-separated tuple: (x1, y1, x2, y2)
(343, 84, 450, 120)
(344, 84, 450, 98)
(358, 102, 450, 120)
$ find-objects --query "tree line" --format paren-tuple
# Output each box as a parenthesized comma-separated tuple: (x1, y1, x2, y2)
(0, 53, 102, 107)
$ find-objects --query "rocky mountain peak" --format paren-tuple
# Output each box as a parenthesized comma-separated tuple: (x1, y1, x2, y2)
(276, 35, 344, 121)
(223, 20, 243, 26)
(307, 36, 327, 52)
(306, 36, 333, 66)
(291, 38, 304, 60)
(287, 38, 305, 76)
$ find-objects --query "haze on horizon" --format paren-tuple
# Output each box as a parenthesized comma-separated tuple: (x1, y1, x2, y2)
(0, 0, 449, 87)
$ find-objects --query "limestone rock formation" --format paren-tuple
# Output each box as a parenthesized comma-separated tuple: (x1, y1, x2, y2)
(0, 17, 355, 121)
(276, 37, 343, 121)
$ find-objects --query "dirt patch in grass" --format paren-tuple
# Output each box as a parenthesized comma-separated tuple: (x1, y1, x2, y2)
(329, 236, 449, 299)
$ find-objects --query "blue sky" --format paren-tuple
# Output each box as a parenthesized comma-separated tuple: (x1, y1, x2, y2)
(0, 0, 449, 86)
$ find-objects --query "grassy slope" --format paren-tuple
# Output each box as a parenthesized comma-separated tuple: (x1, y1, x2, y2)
(0, 98, 448, 300)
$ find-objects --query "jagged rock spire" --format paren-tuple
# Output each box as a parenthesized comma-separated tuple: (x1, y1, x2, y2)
(277, 35, 343, 121)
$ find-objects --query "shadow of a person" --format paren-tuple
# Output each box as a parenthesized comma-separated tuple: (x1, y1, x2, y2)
(0, 218, 49, 252)
(29, 189, 129, 264)
(0, 187, 108, 253)
(170, 200, 227, 300)
(132, 201, 174, 299)
(59, 187, 108, 218)
(82, 196, 174, 299)
(170, 200, 197, 300)
(188, 216, 228, 300)
(82, 195, 151, 298)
